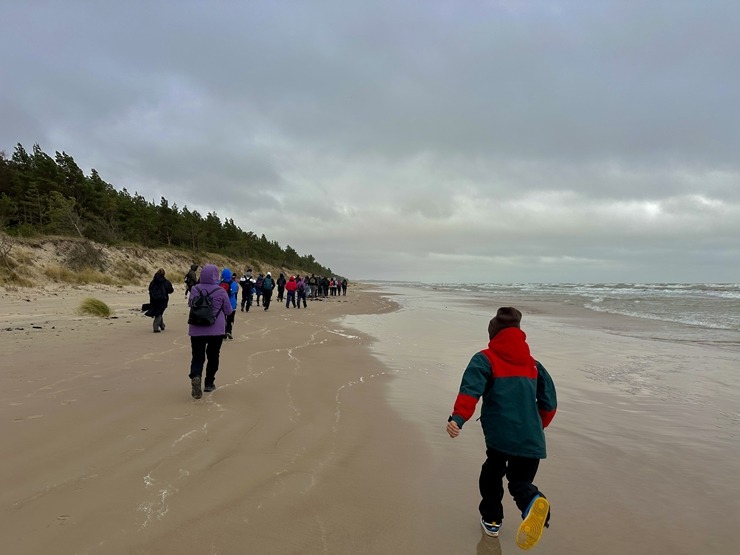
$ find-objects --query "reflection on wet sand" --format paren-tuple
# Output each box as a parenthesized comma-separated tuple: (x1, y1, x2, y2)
(476, 533, 503, 555)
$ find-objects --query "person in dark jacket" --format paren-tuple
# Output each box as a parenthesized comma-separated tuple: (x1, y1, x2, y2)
(184, 264, 198, 297)
(255, 273, 264, 306)
(188, 264, 233, 398)
(239, 268, 254, 311)
(262, 271, 275, 310)
(146, 268, 174, 333)
(446, 307, 557, 549)
(276, 272, 287, 302)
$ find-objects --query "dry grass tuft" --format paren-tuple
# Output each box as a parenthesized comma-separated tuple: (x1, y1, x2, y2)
(78, 297, 113, 318)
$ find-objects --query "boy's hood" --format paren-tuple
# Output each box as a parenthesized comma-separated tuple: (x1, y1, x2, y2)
(487, 328, 532, 365)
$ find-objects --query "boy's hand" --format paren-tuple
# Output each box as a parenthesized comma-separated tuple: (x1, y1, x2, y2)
(446, 420, 460, 438)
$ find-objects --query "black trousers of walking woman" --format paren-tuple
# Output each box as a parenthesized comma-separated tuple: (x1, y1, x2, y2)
(479, 447, 542, 524)
(189, 335, 224, 387)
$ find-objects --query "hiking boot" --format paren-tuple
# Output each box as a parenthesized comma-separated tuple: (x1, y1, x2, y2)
(481, 518, 501, 537)
(204, 384, 216, 393)
(516, 495, 549, 550)
(191, 376, 202, 399)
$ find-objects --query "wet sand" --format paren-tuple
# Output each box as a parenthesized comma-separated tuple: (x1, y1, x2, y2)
(344, 285, 740, 555)
(1, 283, 739, 554)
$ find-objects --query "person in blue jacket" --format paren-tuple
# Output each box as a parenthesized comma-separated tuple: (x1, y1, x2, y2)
(219, 268, 239, 340)
(446, 307, 557, 549)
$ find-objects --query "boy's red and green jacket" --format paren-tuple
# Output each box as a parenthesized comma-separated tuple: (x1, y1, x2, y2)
(450, 327, 557, 459)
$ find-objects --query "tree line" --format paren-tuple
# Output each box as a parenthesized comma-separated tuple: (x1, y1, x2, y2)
(0, 143, 334, 276)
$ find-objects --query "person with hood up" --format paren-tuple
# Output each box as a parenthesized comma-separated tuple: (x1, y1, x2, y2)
(296, 275, 308, 308)
(219, 268, 239, 339)
(446, 307, 557, 550)
(276, 272, 287, 302)
(188, 264, 233, 398)
(255, 273, 264, 306)
(145, 268, 174, 333)
(285, 275, 298, 308)
(261, 271, 275, 310)
(184, 264, 198, 297)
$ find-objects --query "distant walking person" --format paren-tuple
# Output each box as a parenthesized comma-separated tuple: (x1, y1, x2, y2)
(341, 278, 348, 296)
(262, 271, 275, 310)
(219, 268, 239, 339)
(187, 264, 233, 398)
(446, 307, 557, 549)
(309, 274, 318, 299)
(297, 276, 308, 308)
(285, 275, 297, 308)
(255, 273, 264, 306)
(146, 268, 174, 333)
(184, 264, 198, 297)
(277, 273, 287, 302)
(239, 269, 254, 312)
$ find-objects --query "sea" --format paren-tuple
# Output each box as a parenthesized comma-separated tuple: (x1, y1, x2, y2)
(365, 281, 740, 345)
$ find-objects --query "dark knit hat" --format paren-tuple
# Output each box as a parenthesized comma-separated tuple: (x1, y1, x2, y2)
(488, 307, 522, 339)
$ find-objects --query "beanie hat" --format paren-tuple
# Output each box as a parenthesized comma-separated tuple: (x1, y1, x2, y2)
(488, 307, 522, 339)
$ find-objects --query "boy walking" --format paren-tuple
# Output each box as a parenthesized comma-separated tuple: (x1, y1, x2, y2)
(446, 307, 557, 550)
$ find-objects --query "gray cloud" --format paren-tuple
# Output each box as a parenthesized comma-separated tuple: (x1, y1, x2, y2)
(2, 0, 738, 282)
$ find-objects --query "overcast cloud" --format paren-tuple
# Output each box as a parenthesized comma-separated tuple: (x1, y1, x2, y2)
(2, 0, 738, 283)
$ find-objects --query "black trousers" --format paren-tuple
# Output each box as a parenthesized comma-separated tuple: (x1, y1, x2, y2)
(189, 335, 224, 386)
(225, 312, 235, 335)
(263, 289, 273, 309)
(479, 447, 541, 524)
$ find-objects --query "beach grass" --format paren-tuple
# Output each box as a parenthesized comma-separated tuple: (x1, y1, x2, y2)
(45, 265, 119, 285)
(77, 297, 113, 317)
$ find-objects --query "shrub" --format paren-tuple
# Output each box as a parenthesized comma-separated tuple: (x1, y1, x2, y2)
(112, 259, 149, 283)
(66, 240, 108, 271)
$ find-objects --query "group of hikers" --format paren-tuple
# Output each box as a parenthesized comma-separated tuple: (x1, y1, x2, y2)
(186, 266, 349, 313)
(144, 264, 350, 398)
(144, 266, 557, 551)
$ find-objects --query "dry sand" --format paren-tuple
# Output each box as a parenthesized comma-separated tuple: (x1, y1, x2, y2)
(1, 282, 738, 555)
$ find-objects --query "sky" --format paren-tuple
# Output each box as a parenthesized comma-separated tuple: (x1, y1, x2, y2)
(2, 0, 738, 283)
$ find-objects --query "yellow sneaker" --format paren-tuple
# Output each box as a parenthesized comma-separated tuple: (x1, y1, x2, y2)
(516, 495, 549, 550)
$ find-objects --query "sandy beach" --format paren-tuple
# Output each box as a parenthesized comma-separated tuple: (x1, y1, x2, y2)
(2, 282, 739, 554)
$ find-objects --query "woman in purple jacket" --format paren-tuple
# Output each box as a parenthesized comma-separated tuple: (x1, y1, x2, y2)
(187, 264, 233, 399)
